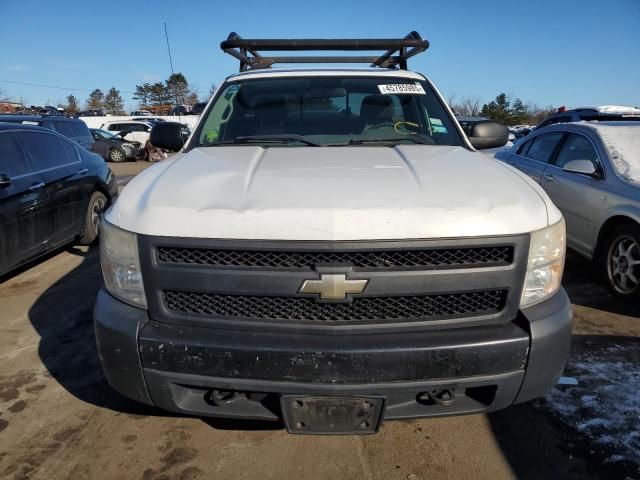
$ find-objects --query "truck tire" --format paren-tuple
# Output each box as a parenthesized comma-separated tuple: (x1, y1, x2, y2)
(79, 191, 107, 245)
(600, 223, 640, 301)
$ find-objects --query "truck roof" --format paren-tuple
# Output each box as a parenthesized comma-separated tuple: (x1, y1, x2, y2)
(226, 67, 426, 82)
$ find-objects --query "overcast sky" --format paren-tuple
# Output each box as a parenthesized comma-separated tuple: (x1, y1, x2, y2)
(1, 0, 639, 111)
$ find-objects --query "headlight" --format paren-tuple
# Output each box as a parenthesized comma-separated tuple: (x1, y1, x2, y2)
(100, 220, 147, 308)
(520, 218, 566, 308)
(122, 142, 134, 148)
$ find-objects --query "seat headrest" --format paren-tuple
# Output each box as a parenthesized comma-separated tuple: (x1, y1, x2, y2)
(245, 95, 287, 110)
(360, 95, 394, 122)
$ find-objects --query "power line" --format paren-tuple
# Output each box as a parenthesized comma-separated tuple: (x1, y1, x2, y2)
(0, 79, 137, 95)
(164, 22, 175, 75)
(164, 21, 181, 120)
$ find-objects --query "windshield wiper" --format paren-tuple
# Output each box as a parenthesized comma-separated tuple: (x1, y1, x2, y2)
(335, 137, 433, 146)
(213, 134, 321, 147)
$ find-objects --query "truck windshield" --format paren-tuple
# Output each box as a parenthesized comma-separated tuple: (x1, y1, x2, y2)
(196, 76, 465, 147)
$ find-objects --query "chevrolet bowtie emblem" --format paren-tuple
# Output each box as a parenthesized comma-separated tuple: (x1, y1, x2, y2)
(298, 274, 368, 301)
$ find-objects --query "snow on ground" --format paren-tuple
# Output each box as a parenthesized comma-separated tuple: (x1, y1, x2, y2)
(585, 123, 640, 183)
(542, 340, 640, 464)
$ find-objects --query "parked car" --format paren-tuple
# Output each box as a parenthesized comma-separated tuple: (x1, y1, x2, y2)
(0, 114, 94, 150)
(536, 105, 640, 130)
(77, 109, 106, 117)
(90, 128, 144, 162)
(512, 126, 533, 141)
(190, 102, 207, 115)
(131, 117, 166, 124)
(40, 105, 64, 115)
(0, 123, 117, 276)
(95, 32, 571, 434)
(495, 121, 640, 300)
(171, 105, 192, 115)
(130, 110, 153, 116)
(101, 120, 153, 146)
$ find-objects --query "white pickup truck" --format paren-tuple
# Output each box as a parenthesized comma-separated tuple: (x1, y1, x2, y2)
(94, 32, 572, 434)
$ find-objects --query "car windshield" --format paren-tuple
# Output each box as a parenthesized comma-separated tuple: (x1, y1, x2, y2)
(196, 76, 465, 147)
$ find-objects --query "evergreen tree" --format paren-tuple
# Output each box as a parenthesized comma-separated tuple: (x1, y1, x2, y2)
(149, 82, 170, 106)
(65, 94, 79, 115)
(510, 98, 528, 125)
(85, 89, 104, 110)
(133, 83, 152, 108)
(166, 72, 189, 105)
(481, 93, 511, 124)
(104, 87, 125, 115)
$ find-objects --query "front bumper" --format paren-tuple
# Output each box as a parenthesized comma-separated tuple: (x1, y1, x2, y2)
(94, 288, 572, 422)
(121, 143, 144, 158)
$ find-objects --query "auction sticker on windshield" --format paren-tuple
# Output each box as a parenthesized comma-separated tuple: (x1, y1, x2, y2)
(378, 84, 425, 94)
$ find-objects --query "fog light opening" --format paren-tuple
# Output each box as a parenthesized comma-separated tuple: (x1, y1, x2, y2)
(207, 389, 236, 405)
(417, 388, 456, 406)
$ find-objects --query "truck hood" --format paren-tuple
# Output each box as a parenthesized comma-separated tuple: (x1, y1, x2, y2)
(107, 145, 557, 240)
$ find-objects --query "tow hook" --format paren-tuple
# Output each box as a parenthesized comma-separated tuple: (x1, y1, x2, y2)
(420, 389, 456, 406)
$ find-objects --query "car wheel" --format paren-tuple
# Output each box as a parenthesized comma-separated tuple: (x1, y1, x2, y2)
(80, 191, 108, 245)
(109, 147, 126, 162)
(600, 224, 640, 301)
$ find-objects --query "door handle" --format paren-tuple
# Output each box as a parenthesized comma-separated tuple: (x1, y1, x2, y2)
(29, 182, 45, 191)
(77, 168, 89, 175)
(543, 173, 555, 182)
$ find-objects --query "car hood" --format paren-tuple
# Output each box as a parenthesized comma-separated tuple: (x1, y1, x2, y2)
(107, 145, 558, 240)
(110, 135, 141, 146)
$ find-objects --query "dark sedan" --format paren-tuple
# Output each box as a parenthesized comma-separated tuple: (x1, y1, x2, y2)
(0, 123, 117, 276)
(90, 128, 144, 162)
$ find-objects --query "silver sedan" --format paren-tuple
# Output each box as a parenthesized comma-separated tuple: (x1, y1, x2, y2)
(495, 121, 640, 301)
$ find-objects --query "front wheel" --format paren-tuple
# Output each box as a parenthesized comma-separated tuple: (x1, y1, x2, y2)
(108, 146, 126, 163)
(79, 191, 107, 245)
(600, 224, 640, 301)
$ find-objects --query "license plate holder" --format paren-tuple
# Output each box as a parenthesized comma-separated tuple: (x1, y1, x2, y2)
(281, 396, 384, 434)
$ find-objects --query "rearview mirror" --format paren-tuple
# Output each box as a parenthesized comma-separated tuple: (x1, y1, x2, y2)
(468, 121, 509, 150)
(563, 159, 597, 176)
(0, 173, 11, 188)
(149, 122, 188, 151)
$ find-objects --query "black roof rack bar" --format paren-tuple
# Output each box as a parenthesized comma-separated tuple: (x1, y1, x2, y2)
(221, 31, 429, 72)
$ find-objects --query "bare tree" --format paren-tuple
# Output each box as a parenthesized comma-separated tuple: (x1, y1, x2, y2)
(459, 97, 482, 117)
(529, 105, 556, 125)
(446, 93, 455, 105)
(185, 92, 199, 106)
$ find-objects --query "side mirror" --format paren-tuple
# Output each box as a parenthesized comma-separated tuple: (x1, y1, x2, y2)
(0, 173, 11, 188)
(468, 121, 509, 150)
(149, 122, 187, 151)
(563, 159, 597, 176)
